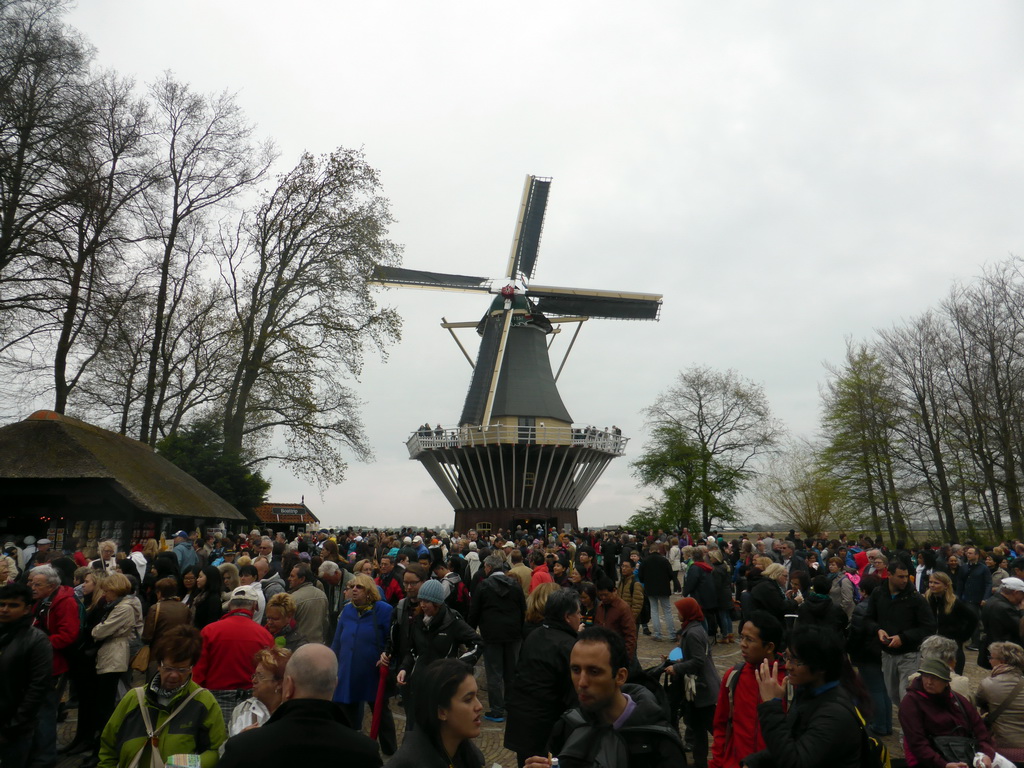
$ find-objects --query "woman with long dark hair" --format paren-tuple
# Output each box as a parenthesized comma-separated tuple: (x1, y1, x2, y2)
(746, 625, 863, 768)
(178, 564, 200, 605)
(191, 565, 223, 629)
(385, 658, 485, 767)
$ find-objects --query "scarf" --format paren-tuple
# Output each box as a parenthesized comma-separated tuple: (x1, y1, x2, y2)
(674, 596, 704, 630)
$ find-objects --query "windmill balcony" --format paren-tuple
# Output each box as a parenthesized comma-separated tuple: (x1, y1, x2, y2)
(406, 424, 628, 458)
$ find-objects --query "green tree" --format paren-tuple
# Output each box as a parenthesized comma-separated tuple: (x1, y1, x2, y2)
(631, 424, 743, 532)
(156, 415, 269, 516)
(821, 341, 910, 543)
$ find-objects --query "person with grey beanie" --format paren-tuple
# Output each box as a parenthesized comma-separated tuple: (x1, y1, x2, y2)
(396, 578, 481, 732)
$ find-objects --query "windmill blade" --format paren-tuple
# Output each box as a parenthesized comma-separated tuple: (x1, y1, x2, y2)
(370, 266, 493, 294)
(480, 302, 515, 429)
(529, 284, 663, 320)
(504, 175, 551, 281)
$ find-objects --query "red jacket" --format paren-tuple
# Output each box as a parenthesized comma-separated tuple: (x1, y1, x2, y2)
(33, 585, 80, 676)
(709, 660, 786, 768)
(193, 609, 273, 691)
(376, 573, 405, 606)
(530, 566, 553, 593)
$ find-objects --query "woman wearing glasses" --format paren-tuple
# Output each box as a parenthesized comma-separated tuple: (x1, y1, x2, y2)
(742, 625, 862, 768)
(98, 625, 226, 768)
(228, 646, 292, 736)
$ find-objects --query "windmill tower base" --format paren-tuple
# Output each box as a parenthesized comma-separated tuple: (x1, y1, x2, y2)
(406, 424, 626, 535)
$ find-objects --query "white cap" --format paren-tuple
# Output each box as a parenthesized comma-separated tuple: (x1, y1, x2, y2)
(1001, 577, 1024, 593)
(231, 585, 261, 603)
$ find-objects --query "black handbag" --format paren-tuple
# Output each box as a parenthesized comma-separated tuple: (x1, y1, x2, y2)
(932, 694, 978, 764)
(931, 736, 977, 765)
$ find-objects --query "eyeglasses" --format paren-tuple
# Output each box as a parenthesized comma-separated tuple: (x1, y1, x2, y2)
(252, 672, 273, 683)
(159, 664, 193, 675)
(783, 654, 805, 668)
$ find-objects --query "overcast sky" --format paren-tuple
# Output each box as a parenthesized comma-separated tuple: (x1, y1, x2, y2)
(65, 2, 1024, 530)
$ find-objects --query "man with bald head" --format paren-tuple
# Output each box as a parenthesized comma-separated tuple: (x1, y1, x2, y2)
(218, 644, 381, 766)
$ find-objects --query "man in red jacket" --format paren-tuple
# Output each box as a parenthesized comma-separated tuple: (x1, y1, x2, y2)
(29, 564, 80, 768)
(193, 585, 274, 725)
(709, 611, 785, 768)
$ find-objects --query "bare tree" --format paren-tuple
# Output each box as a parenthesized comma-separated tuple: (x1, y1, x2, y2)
(757, 438, 858, 537)
(642, 365, 784, 533)
(219, 149, 402, 486)
(136, 73, 274, 445)
(0, 0, 93, 346)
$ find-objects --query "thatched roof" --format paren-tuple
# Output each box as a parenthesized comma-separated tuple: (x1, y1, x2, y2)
(0, 411, 247, 520)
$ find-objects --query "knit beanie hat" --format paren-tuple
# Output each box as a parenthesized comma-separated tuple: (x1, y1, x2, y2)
(418, 579, 446, 605)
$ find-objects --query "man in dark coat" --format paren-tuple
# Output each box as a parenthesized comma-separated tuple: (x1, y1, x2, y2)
(638, 543, 675, 641)
(0, 583, 53, 768)
(979, 577, 1024, 669)
(531, 626, 684, 768)
(505, 588, 581, 766)
(467, 555, 526, 723)
(864, 560, 935, 703)
(958, 545, 993, 648)
(218, 644, 380, 768)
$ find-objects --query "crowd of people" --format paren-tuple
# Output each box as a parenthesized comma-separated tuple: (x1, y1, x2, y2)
(3, 525, 1024, 768)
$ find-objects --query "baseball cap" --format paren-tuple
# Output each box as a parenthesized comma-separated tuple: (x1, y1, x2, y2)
(1001, 577, 1024, 593)
(37, 538, 52, 545)
(231, 585, 261, 603)
(173, 530, 189, 539)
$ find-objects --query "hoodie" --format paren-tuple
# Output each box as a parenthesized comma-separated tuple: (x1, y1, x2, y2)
(795, 593, 848, 637)
(467, 571, 526, 642)
(260, 571, 286, 600)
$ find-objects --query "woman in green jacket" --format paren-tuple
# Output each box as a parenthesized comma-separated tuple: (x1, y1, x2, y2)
(98, 625, 226, 768)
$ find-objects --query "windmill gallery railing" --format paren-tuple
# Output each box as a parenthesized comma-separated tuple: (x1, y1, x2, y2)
(406, 424, 628, 458)
(405, 424, 629, 513)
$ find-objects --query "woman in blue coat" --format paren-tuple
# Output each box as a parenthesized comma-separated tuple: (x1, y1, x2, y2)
(331, 572, 395, 755)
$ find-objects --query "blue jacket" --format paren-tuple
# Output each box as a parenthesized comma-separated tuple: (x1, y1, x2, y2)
(957, 561, 992, 605)
(173, 541, 198, 571)
(331, 600, 393, 704)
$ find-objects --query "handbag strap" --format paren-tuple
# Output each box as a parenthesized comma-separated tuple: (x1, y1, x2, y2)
(127, 686, 202, 768)
(985, 676, 1024, 725)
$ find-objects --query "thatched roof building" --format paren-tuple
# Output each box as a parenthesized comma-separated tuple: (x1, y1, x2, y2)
(0, 411, 246, 548)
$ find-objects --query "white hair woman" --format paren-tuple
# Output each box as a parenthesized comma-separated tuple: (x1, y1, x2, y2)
(91, 540, 119, 575)
(976, 641, 1024, 764)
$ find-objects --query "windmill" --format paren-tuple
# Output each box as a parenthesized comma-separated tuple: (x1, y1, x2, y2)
(371, 175, 662, 534)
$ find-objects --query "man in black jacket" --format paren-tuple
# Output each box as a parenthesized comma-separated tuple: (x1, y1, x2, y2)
(0, 583, 55, 768)
(980, 577, 1024, 668)
(505, 589, 582, 767)
(467, 555, 526, 723)
(526, 626, 684, 768)
(219, 644, 380, 768)
(865, 560, 935, 703)
(638, 543, 675, 641)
